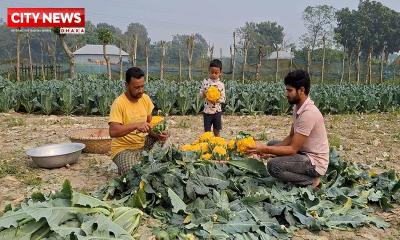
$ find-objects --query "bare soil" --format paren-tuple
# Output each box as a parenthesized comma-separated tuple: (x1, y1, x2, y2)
(1, 112, 399, 239)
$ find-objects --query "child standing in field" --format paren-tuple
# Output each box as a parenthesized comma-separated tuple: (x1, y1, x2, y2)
(199, 59, 226, 137)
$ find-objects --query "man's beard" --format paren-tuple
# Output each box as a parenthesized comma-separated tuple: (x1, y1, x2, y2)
(127, 91, 142, 100)
(133, 93, 142, 99)
(287, 95, 300, 105)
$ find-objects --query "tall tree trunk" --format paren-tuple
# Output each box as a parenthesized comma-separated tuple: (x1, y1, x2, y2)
(368, 47, 373, 84)
(178, 48, 182, 81)
(365, 48, 369, 84)
(144, 41, 149, 83)
(230, 45, 233, 75)
(27, 33, 34, 81)
(130, 50, 134, 67)
(380, 44, 386, 84)
(232, 32, 236, 80)
(160, 40, 166, 80)
(321, 35, 326, 83)
(103, 44, 111, 80)
(186, 35, 194, 80)
(53, 35, 57, 80)
(306, 47, 311, 75)
(210, 45, 214, 61)
(200, 53, 204, 76)
(348, 51, 352, 82)
(340, 44, 346, 84)
(16, 30, 21, 81)
(40, 40, 45, 80)
(59, 34, 76, 79)
(119, 42, 123, 81)
(365, 46, 372, 84)
(203, 52, 207, 75)
(127, 39, 133, 66)
(242, 35, 250, 83)
(133, 34, 138, 67)
(255, 46, 263, 80)
(355, 40, 361, 84)
(275, 47, 279, 82)
(384, 51, 389, 65)
(209, 44, 214, 61)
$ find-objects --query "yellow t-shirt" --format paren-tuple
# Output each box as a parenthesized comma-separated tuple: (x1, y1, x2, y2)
(109, 93, 154, 158)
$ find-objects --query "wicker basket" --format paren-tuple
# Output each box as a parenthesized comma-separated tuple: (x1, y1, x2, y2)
(68, 128, 111, 154)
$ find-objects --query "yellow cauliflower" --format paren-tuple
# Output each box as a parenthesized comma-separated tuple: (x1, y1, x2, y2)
(150, 116, 164, 127)
(209, 136, 227, 147)
(213, 146, 227, 160)
(199, 142, 209, 153)
(201, 153, 212, 160)
(227, 139, 236, 150)
(236, 137, 256, 153)
(199, 131, 214, 142)
(180, 144, 193, 152)
(205, 86, 221, 102)
(180, 144, 201, 152)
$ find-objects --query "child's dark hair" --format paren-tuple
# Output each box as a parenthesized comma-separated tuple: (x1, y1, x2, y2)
(284, 70, 310, 95)
(126, 67, 145, 83)
(209, 59, 222, 70)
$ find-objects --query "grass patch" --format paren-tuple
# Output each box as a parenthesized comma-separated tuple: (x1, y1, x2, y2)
(177, 118, 190, 129)
(83, 158, 99, 174)
(87, 158, 98, 167)
(0, 160, 19, 177)
(0, 160, 41, 186)
(20, 175, 42, 186)
(256, 131, 269, 141)
(77, 186, 92, 195)
(2, 117, 26, 128)
(58, 118, 76, 125)
(393, 132, 400, 141)
(328, 134, 342, 149)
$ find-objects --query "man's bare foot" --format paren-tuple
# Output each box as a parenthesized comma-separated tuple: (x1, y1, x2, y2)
(312, 177, 320, 189)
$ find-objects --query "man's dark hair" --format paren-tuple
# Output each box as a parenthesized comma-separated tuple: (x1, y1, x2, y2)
(126, 67, 145, 83)
(284, 70, 310, 95)
(209, 59, 222, 70)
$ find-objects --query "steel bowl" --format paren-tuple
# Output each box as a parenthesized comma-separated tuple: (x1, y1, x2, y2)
(26, 143, 86, 169)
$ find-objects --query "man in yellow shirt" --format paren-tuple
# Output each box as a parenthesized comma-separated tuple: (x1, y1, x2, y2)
(109, 67, 168, 175)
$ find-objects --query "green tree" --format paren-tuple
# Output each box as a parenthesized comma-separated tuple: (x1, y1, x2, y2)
(301, 5, 336, 50)
(124, 23, 150, 65)
(76, 21, 99, 45)
(236, 21, 284, 64)
(97, 25, 114, 80)
(169, 33, 208, 65)
(336, 1, 400, 83)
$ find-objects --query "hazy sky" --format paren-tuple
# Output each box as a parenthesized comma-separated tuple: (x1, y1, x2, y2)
(1, 0, 399, 55)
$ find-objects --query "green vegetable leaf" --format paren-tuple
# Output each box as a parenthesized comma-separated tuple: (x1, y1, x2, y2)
(168, 188, 187, 213)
